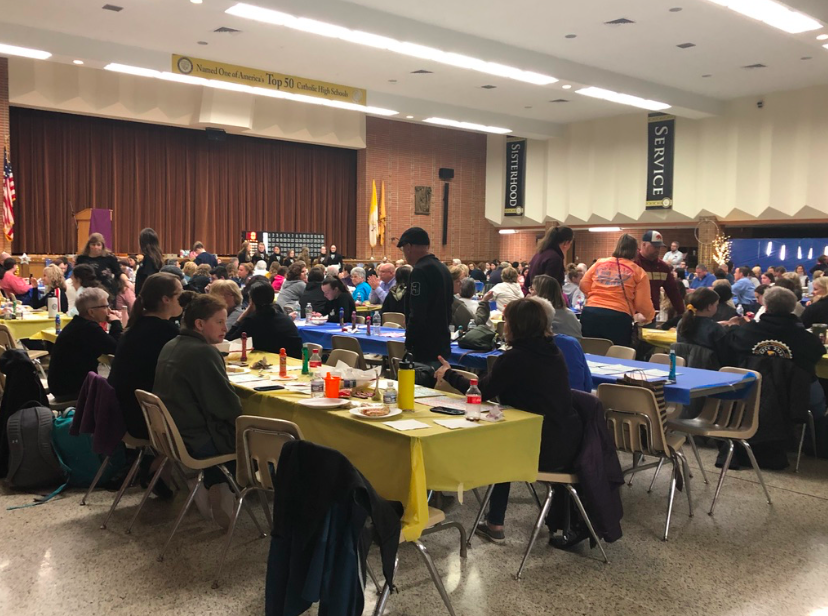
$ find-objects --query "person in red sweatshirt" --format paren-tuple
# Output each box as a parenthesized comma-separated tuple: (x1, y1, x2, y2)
(633, 230, 685, 319)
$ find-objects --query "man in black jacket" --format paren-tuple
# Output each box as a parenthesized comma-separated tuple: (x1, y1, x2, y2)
(398, 227, 452, 365)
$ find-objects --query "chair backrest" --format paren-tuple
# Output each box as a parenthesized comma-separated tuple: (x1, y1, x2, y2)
(236, 415, 303, 490)
(597, 383, 671, 456)
(434, 368, 478, 395)
(354, 315, 366, 325)
(670, 342, 721, 371)
(324, 348, 360, 369)
(695, 367, 761, 437)
(650, 353, 686, 368)
(330, 336, 367, 369)
(495, 321, 505, 337)
(134, 389, 197, 467)
(579, 337, 613, 356)
(303, 342, 323, 355)
(382, 322, 404, 329)
(0, 324, 19, 352)
(386, 340, 406, 379)
(382, 312, 406, 328)
(606, 345, 636, 360)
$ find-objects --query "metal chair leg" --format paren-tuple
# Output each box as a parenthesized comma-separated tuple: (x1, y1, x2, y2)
(627, 453, 644, 486)
(709, 440, 734, 516)
(675, 449, 693, 518)
(739, 439, 772, 505)
(808, 411, 818, 463)
(100, 448, 145, 529)
(212, 488, 249, 589)
(422, 520, 468, 559)
(663, 460, 678, 541)
(526, 482, 542, 509)
(365, 561, 383, 595)
(412, 540, 456, 616)
(372, 556, 398, 616)
(217, 464, 267, 538)
(516, 484, 555, 580)
(688, 435, 709, 484)
(81, 455, 111, 505)
(796, 421, 807, 473)
(647, 458, 665, 493)
(467, 484, 494, 548)
(126, 457, 169, 534)
(565, 485, 609, 564)
(158, 470, 202, 562)
(257, 489, 273, 531)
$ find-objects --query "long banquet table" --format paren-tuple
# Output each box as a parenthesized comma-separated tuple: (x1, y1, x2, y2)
(0, 314, 72, 340)
(233, 352, 542, 541)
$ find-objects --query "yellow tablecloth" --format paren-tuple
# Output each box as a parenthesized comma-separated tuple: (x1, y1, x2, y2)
(640, 328, 828, 379)
(1, 314, 71, 341)
(234, 353, 542, 540)
(30, 327, 59, 344)
(356, 304, 382, 313)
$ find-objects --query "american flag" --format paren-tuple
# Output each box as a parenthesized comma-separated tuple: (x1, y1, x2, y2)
(3, 148, 15, 242)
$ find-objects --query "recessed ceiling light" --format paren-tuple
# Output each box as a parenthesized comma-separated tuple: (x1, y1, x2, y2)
(0, 43, 52, 60)
(499, 229, 518, 235)
(103, 63, 399, 116)
(823, 43, 828, 50)
(705, 0, 822, 34)
(576, 87, 670, 111)
(405, 115, 413, 119)
(524, 106, 532, 109)
(225, 3, 558, 85)
(588, 227, 622, 233)
(191, 0, 203, 3)
(562, 84, 572, 89)
(818, 34, 828, 40)
(73, 59, 84, 65)
(676, 42, 696, 49)
(423, 117, 511, 134)
(480, 84, 497, 89)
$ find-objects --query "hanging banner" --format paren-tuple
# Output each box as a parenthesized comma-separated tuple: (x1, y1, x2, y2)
(504, 139, 526, 217)
(171, 54, 367, 106)
(646, 113, 675, 210)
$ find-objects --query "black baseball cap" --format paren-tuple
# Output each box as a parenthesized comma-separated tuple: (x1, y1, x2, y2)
(397, 227, 430, 247)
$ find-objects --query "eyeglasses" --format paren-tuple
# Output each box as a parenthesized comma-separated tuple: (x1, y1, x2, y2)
(90, 305, 109, 309)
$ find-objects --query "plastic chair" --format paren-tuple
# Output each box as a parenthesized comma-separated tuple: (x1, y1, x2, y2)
(97, 433, 154, 529)
(0, 324, 49, 378)
(598, 383, 693, 541)
(373, 507, 467, 616)
(382, 322, 403, 329)
(354, 315, 366, 325)
(606, 345, 636, 360)
(578, 337, 613, 356)
(386, 340, 406, 379)
(303, 342, 323, 355)
(382, 312, 406, 328)
(133, 390, 267, 561)
(331, 335, 369, 370)
(213, 416, 303, 588)
(324, 348, 360, 369)
(795, 410, 818, 473)
(650, 353, 686, 368)
(435, 368, 478, 395)
(664, 368, 770, 515)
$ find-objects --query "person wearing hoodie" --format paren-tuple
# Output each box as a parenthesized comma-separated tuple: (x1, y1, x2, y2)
(275, 261, 308, 314)
(298, 266, 329, 317)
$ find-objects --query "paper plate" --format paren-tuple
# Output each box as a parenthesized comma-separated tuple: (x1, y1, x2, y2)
(349, 406, 402, 420)
(296, 398, 350, 409)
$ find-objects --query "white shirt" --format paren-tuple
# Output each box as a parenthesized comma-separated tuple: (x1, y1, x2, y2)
(490, 282, 524, 312)
(662, 250, 684, 268)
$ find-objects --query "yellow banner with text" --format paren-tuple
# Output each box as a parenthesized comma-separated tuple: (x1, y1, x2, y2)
(171, 54, 367, 105)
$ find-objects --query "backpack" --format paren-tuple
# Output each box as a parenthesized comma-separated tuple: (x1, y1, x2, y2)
(6, 401, 65, 490)
(52, 409, 127, 488)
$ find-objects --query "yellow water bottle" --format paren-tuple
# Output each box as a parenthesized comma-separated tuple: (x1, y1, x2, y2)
(397, 352, 416, 412)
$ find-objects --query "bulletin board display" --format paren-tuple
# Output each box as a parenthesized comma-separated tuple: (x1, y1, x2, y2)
(243, 231, 326, 256)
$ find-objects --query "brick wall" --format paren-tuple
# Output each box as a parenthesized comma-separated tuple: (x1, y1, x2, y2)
(572, 228, 699, 266)
(355, 117, 499, 262)
(498, 230, 544, 263)
(0, 58, 9, 255)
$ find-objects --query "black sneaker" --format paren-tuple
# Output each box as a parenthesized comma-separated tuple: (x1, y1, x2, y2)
(549, 528, 589, 550)
(475, 523, 505, 544)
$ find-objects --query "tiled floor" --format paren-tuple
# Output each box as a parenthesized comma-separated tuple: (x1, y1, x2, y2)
(1, 445, 827, 616)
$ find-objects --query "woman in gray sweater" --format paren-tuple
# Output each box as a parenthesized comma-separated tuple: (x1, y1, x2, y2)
(529, 274, 582, 338)
(275, 261, 308, 314)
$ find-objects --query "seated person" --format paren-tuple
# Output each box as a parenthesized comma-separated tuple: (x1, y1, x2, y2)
(456, 277, 479, 314)
(486, 266, 524, 312)
(381, 265, 411, 316)
(434, 298, 582, 543)
(448, 265, 475, 329)
(0, 257, 32, 301)
(153, 294, 242, 525)
(209, 280, 244, 328)
(774, 275, 805, 317)
(321, 277, 357, 323)
(271, 265, 287, 292)
(109, 273, 183, 440)
(529, 274, 582, 339)
(275, 262, 308, 314)
(677, 288, 728, 351)
(298, 266, 329, 318)
(226, 281, 303, 358)
(350, 266, 372, 304)
(48, 287, 123, 400)
(30, 264, 69, 313)
(712, 282, 738, 321)
(801, 276, 828, 328)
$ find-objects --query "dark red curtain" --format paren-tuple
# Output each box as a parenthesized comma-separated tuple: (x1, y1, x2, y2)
(10, 107, 357, 256)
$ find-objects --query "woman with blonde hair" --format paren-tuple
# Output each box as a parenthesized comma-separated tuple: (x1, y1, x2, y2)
(801, 275, 828, 328)
(210, 279, 244, 328)
(30, 264, 69, 313)
(182, 261, 197, 283)
(485, 266, 524, 311)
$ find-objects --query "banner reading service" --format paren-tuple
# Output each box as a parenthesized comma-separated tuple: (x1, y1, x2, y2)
(172, 54, 367, 106)
(504, 139, 526, 217)
(646, 113, 675, 210)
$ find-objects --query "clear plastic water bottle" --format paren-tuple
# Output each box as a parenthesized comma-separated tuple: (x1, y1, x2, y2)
(310, 373, 324, 398)
(465, 378, 482, 420)
(305, 302, 313, 321)
(374, 311, 382, 336)
(736, 303, 744, 317)
(668, 349, 677, 382)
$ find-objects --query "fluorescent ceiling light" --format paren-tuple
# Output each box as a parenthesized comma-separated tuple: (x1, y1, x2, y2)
(498, 229, 518, 235)
(0, 43, 52, 60)
(423, 117, 511, 134)
(706, 0, 822, 34)
(818, 34, 828, 40)
(73, 60, 84, 65)
(225, 3, 557, 86)
(105, 63, 398, 116)
(562, 84, 572, 89)
(576, 86, 671, 111)
(766, 241, 773, 256)
(588, 227, 622, 233)
(824, 43, 828, 50)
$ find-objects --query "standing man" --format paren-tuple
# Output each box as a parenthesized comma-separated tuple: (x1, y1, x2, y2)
(327, 244, 343, 268)
(662, 241, 684, 269)
(397, 227, 452, 367)
(634, 231, 685, 318)
(368, 262, 396, 304)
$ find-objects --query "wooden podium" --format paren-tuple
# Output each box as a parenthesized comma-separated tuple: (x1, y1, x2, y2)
(75, 208, 112, 253)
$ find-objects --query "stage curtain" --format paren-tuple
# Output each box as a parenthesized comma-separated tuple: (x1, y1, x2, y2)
(9, 107, 357, 257)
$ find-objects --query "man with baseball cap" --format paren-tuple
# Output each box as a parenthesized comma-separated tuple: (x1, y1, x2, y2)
(397, 227, 453, 367)
(634, 230, 685, 317)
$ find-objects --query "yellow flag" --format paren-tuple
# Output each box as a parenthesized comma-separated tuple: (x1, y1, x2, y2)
(378, 181, 387, 249)
(369, 180, 378, 248)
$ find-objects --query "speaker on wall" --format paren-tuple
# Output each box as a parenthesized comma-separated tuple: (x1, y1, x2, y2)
(439, 167, 454, 180)
(206, 127, 227, 142)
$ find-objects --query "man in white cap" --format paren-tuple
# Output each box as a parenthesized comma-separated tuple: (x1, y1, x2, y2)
(634, 230, 685, 317)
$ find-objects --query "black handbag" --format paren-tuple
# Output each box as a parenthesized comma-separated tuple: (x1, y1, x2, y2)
(457, 325, 498, 351)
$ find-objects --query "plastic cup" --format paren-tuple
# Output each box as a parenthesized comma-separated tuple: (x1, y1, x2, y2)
(324, 375, 341, 398)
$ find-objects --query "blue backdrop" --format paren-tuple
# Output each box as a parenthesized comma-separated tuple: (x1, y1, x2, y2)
(730, 238, 828, 274)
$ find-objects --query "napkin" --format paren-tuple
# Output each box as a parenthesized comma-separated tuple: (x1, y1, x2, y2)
(382, 420, 430, 431)
(433, 419, 481, 430)
(228, 373, 264, 383)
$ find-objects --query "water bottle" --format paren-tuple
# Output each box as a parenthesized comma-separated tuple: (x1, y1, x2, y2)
(310, 373, 324, 398)
(465, 378, 482, 420)
(305, 302, 313, 321)
(309, 348, 322, 370)
(374, 311, 382, 336)
(736, 303, 744, 317)
(47, 295, 59, 318)
(55, 314, 62, 334)
(397, 352, 416, 412)
(668, 349, 677, 382)
(468, 319, 475, 331)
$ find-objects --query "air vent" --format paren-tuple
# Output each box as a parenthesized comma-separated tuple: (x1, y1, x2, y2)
(214, 26, 241, 34)
(605, 17, 635, 25)
(480, 85, 497, 89)
(742, 63, 767, 69)
(549, 99, 569, 103)
(677, 42, 696, 49)
(411, 69, 433, 74)
(102, 4, 123, 11)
